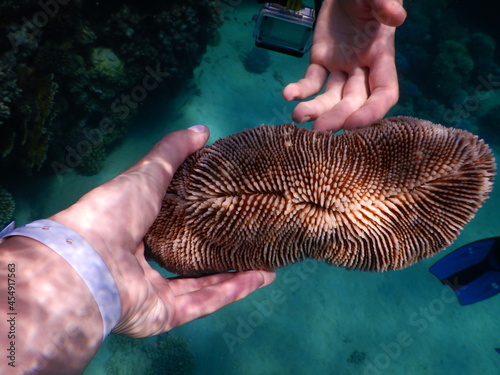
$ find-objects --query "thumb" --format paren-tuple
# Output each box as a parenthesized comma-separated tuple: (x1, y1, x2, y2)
(127, 124, 210, 195)
(153, 125, 210, 171)
(370, 0, 407, 27)
(47, 125, 210, 261)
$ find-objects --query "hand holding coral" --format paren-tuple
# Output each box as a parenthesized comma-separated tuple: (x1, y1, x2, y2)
(50, 125, 275, 338)
(283, 0, 406, 131)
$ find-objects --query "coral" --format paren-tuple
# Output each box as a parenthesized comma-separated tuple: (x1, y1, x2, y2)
(396, 8, 430, 46)
(34, 46, 85, 77)
(146, 119, 495, 274)
(398, 80, 419, 103)
(146, 334, 196, 375)
(105, 333, 196, 375)
(347, 350, 367, 364)
(399, 45, 431, 81)
(0, 59, 21, 127)
(0, 53, 59, 173)
(0, 0, 221, 178)
(242, 47, 272, 74)
(468, 32, 496, 76)
(74, 23, 97, 45)
(90, 47, 125, 81)
(431, 40, 474, 101)
(0, 59, 21, 158)
(18, 73, 59, 173)
(105, 346, 152, 375)
(3, 21, 42, 59)
(0, 186, 15, 229)
(395, 52, 409, 75)
(388, 101, 414, 119)
(413, 97, 445, 125)
(75, 142, 106, 176)
(478, 104, 500, 146)
(393, 0, 499, 128)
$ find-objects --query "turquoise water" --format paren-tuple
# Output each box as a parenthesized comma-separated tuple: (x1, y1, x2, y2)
(3, 0, 500, 374)
(86, 3, 500, 373)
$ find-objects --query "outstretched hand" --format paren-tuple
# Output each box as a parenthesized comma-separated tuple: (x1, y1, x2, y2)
(283, 0, 406, 131)
(50, 125, 275, 338)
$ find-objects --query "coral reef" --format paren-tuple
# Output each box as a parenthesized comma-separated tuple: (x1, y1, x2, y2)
(145, 334, 197, 374)
(0, 0, 221, 178)
(75, 142, 106, 176)
(468, 32, 496, 77)
(393, 0, 499, 134)
(431, 40, 474, 101)
(0, 186, 15, 229)
(0, 59, 21, 159)
(478, 104, 500, 146)
(105, 347, 152, 375)
(105, 333, 196, 375)
(20, 73, 59, 173)
(90, 47, 125, 81)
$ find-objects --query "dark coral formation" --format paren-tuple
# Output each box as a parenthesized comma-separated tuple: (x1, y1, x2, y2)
(145, 118, 495, 275)
(431, 40, 474, 100)
(392, 0, 500, 135)
(347, 350, 367, 365)
(105, 333, 196, 375)
(478, 104, 500, 146)
(0, 186, 15, 228)
(0, 59, 21, 158)
(0, 0, 220, 176)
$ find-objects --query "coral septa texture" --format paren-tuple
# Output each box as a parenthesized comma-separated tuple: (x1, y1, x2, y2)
(145, 117, 496, 275)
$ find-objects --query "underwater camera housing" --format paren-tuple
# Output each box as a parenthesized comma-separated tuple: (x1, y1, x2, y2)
(253, 2, 315, 57)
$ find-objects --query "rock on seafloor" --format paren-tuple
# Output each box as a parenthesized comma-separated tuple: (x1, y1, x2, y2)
(145, 117, 496, 275)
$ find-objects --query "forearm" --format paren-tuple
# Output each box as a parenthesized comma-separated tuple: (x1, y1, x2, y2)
(0, 236, 102, 375)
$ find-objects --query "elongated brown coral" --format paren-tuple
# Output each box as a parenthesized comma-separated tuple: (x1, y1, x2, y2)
(145, 117, 496, 275)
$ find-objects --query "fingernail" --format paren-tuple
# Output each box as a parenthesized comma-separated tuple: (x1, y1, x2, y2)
(188, 124, 207, 132)
(258, 270, 277, 288)
(301, 116, 311, 123)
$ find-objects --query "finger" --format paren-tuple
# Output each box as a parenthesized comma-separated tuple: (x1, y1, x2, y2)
(136, 255, 258, 298)
(283, 63, 329, 101)
(167, 272, 252, 295)
(342, 89, 395, 129)
(291, 70, 346, 123)
(343, 54, 399, 129)
(123, 125, 210, 194)
(169, 270, 276, 328)
(343, 85, 399, 129)
(313, 68, 369, 131)
(370, 0, 407, 27)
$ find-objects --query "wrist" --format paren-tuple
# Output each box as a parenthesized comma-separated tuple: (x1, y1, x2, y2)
(3, 219, 121, 339)
(48, 212, 134, 324)
(0, 236, 103, 374)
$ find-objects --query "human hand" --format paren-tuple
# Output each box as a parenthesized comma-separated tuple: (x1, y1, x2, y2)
(283, 0, 406, 131)
(50, 125, 276, 338)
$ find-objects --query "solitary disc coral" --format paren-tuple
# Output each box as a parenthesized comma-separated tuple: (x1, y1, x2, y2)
(145, 117, 496, 275)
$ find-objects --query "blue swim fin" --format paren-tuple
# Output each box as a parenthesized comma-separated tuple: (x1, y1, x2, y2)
(429, 237, 500, 306)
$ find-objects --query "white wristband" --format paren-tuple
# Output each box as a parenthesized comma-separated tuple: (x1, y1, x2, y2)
(1, 219, 121, 341)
